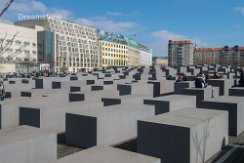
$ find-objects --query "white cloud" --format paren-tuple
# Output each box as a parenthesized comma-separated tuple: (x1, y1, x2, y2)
(49, 8, 73, 20)
(76, 17, 137, 33)
(1, 0, 136, 34)
(151, 30, 186, 41)
(106, 11, 124, 16)
(235, 7, 244, 14)
(0, 0, 73, 21)
(9, 0, 47, 13)
(76, 18, 95, 27)
(31, 1, 47, 13)
(150, 30, 187, 56)
(150, 29, 206, 56)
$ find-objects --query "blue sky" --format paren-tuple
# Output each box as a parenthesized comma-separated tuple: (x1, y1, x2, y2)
(0, 0, 244, 56)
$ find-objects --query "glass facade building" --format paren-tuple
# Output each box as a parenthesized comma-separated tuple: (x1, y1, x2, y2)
(37, 31, 54, 65)
(16, 17, 99, 72)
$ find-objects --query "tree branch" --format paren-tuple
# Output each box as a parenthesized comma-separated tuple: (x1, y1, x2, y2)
(0, 0, 14, 18)
(0, 31, 18, 57)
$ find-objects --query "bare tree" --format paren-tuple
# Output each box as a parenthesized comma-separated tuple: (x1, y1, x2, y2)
(0, 0, 14, 18)
(0, 0, 16, 62)
(0, 32, 18, 55)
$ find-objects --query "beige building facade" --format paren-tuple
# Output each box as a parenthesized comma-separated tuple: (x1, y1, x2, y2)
(0, 23, 43, 72)
(100, 40, 128, 67)
(152, 57, 168, 66)
(168, 40, 194, 66)
(127, 46, 140, 67)
(194, 46, 244, 66)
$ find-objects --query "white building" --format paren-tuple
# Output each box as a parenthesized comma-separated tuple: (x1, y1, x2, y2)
(124, 38, 152, 67)
(152, 57, 168, 66)
(139, 43, 152, 67)
(15, 17, 99, 72)
(0, 23, 43, 72)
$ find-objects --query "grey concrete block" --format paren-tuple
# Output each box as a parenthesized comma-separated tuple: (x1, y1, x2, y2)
(20, 91, 32, 97)
(229, 87, 244, 96)
(50, 146, 160, 163)
(9, 80, 16, 84)
(183, 86, 219, 107)
(84, 91, 119, 103)
(186, 75, 196, 81)
(174, 81, 194, 94)
(208, 79, 233, 96)
(138, 108, 228, 163)
(217, 67, 227, 73)
(4, 83, 32, 98)
(19, 107, 40, 128)
(52, 82, 61, 89)
(105, 73, 112, 77)
(187, 67, 200, 75)
(101, 98, 121, 106)
(35, 78, 43, 89)
(86, 80, 95, 85)
(66, 104, 154, 148)
(117, 84, 131, 96)
(91, 85, 103, 91)
(5, 92, 12, 98)
(0, 125, 56, 163)
(208, 66, 217, 72)
(0, 97, 31, 129)
(147, 81, 160, 97)
(227, 72, 235, 79)
(29, 89, 69, 99)
(160, 80, 175, 94)
(101, 94, 151, 107)
(69, 93, 85, 102)
(199, 96, 244, 136)
(144, 95, 196, 115)
(70, 86, 81, 92)
(103, 80, 113, 85)
(21, 79, 29, 84)
(70, 76, 78, 81)
(18, 96, 100, 132)
(177, 66, 187, 74)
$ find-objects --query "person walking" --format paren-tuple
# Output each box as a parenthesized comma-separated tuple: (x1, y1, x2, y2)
(0, 80, 5, 101)
(232, 68, 244, 87)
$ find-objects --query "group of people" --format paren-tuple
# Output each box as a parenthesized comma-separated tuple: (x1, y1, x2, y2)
(176, 68, 244, 88)
(176, 74, 187, 82)
(194, 72, 210, 88)
(176, 72, 208, 88)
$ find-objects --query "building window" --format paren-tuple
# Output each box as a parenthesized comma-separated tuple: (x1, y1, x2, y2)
(24, 41, 30, 46)
(15, 40, 22, 45)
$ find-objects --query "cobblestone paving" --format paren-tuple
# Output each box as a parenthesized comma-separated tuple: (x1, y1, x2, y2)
(57, 144, 83, 159)
(57, 132, 244, 162)
(206, 132, 244, 163)
(223, 132, 244, 163)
